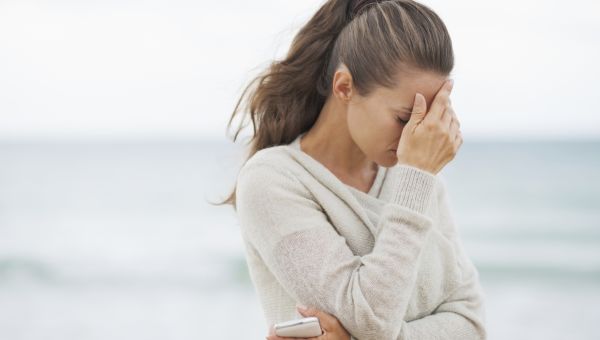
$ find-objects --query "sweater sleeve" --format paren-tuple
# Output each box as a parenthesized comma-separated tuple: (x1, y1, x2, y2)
(387, 175, 487, 340)
(235, 161, 437, 339)
(395, 236, 487, 340)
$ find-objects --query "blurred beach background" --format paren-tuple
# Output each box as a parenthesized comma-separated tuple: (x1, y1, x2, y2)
(1, 0, 599, 339)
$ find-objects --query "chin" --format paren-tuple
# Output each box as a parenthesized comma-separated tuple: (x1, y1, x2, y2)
(379, 152, 398, 168)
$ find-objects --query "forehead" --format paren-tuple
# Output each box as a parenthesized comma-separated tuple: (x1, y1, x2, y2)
(377, 68, 449, 108)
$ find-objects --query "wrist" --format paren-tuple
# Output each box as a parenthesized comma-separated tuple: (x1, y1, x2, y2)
(396, 160, 435, 175)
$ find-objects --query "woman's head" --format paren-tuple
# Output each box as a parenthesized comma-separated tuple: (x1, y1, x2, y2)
(216, 0, 454, 208)
(339, 64, 449, 168)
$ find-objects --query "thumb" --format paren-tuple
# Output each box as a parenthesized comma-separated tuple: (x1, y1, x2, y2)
(409, 92, 427, 122)
(297, 305, 332, 325)
(297, 304, 317, 317)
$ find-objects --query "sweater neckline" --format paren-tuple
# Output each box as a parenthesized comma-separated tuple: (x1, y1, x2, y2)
(289, 133, 386, 198)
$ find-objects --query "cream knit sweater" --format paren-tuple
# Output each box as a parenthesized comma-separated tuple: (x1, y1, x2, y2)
(235, 133, 487, 339)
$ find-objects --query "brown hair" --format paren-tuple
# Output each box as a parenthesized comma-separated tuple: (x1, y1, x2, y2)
(212, 0, 454, 209)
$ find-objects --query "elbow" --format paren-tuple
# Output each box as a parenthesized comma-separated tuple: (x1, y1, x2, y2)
(472, 315, 488, 340)
(333, 282, 407, 339)
(468, 296, 488, 339)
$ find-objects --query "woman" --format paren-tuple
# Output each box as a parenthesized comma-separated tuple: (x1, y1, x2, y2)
(216, 0, 487, 339)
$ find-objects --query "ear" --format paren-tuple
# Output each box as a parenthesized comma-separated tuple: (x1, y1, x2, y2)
(331, 63, 353, 103)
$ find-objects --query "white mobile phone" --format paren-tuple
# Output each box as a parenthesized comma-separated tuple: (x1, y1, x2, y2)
(274, 316, 322, 337)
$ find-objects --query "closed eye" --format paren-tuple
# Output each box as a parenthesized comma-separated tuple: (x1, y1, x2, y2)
(395, 115, 409, 124)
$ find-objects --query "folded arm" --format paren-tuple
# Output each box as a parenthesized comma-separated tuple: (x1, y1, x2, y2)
(347, 235, 486, 340)
(396, 262, 487, 340)
(346, 173, 487, 340)
(395, 177, 487, 340)
(236, 161, 438, 339)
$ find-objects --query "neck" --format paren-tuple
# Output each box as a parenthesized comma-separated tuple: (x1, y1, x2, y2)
(300, 96, 377, 177)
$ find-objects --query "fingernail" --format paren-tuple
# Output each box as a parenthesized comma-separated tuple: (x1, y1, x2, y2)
(296, 304, 307, 311)
(448, 79, 454, 88)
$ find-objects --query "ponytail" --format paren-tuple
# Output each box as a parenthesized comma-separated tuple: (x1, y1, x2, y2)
(212, 0, 351, 208)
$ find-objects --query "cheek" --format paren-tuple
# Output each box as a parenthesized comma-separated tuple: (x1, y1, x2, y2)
(347, 106, 395, 152)
(347, 102, 384, 131)
(346, 107, 359, 128)
(346, 106, 370, 138)
(346, 107, 375, 154)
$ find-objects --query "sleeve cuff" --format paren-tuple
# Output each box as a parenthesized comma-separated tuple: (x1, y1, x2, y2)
(379, 164, 437, 215)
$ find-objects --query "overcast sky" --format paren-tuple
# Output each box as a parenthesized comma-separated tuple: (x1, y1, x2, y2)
(0, 0, 598, 141)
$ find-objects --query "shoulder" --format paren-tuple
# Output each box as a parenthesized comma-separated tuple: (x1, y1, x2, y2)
(244, 144, 294, 170)
(236, 145, 311, 205)
(235, 145, 325, 240)
(237, 145, 297, 185)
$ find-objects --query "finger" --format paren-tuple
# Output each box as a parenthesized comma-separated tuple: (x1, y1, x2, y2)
(448, 106, 460, 128)
(441, 106, 452, 130)
(449, 115, 459, 140)
(408, 92, 427, 123)
(266, 335, 278, 340)
(303, 335, 323, 340)
(447, 107, 461, 141)
(303, 329, 326, 340)
(454, 129, 463, 149)
(444, 106, 458, 130)
(269, 324, 276, 335)
(456, 128, 463, 141)
(266, 334, 300, 340)
(425, 79, 453, 123)
(298, 306, 336, 327)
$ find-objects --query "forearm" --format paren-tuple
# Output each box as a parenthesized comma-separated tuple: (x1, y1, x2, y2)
(396, 250, 487, 340)
(396, 312, 485, 340)
(346, 289, 485, 339)
(396, 175, 487, 340)
(349, 306, 485, 340)
(348, 225, 486, 340)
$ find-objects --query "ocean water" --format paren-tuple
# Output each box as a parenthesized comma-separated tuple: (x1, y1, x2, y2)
(0, 138, 598, 339)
